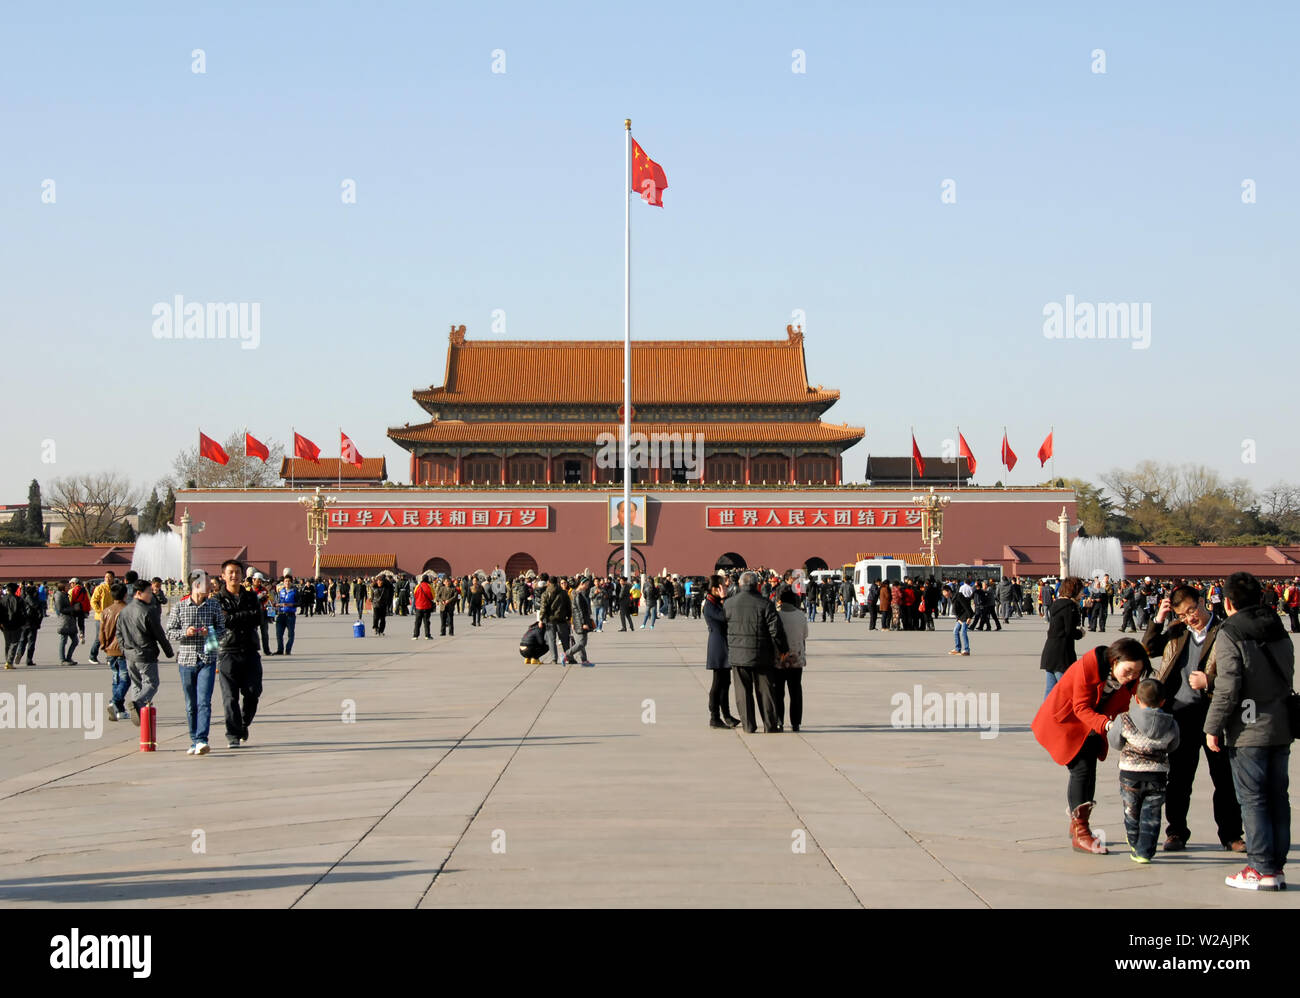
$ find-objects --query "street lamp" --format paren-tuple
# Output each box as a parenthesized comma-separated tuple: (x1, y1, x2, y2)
(298, 488, 337, 580)
(911, 486, 951, 568)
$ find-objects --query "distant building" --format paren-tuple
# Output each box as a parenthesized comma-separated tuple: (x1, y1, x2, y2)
(864, 456, 971, 488)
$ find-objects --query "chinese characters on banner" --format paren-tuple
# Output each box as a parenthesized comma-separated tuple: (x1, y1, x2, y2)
(328, 506, 550, 529)
(705, 506, 923, 529)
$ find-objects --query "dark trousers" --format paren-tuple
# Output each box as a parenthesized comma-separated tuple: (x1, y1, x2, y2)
(1067, 733, 1106, 810)
(779, 668, 803, 728)
(619, 609, 634, 631)
(708, 668, 733, 719)
(275, 614, 296, 653)
(732, 667, 759, 731)
(1229, 744, 1291, 875)
(258, 617, 271, 655)
(1120, 606, 1136, 631)
(373, 609, 387, 635)
(413, 609, 432, 638)
(546, 621, 570, 662)
(1289, 607, 1300, 632)
(439, 606, 454, 636)
(1121, 771, 1166, 859)
(217, 651, 262, 742)
(868, 606, 878, 629)
(755, 667, 783, 731)
(16, 625, 37, 664)
(3, 628, 21, 665)
(1166, 702, 1242, 844)
(341, 596, 350, 615)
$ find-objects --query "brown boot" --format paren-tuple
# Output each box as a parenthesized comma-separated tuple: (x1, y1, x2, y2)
(1069, 801, 1107, 854)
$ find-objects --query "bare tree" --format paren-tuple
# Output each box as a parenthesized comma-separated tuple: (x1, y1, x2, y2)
(48, 473, 145, 545)
(167, 431, 286, 489)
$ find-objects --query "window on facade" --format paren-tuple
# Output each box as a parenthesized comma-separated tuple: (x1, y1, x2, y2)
(705, 455, 743, 484)
(752, 455, 789, 484)
(463, 456, 500, 484)
(796, 455, 834, 483)
(419, 456, 456, 485)
(508, 456, 546, 483)
(563, 460, 583, 484)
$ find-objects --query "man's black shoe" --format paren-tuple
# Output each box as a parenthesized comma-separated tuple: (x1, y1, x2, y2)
(722, 715, 741, 728)
(709, 717, 730, 729)
(1163, 836, 1187, 852)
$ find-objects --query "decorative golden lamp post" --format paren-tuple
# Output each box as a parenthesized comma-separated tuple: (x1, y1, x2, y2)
(297, 488, 337, 580)
(911, 486, 952, 568)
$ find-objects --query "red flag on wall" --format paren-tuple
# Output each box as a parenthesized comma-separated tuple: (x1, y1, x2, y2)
(912, 434, 926, 479)
(340, 431, 363, 468)
(199, 432, 229, 465)
(245, 432, 269, 462)
(958, 433, 977, 476)
(294, 432, 321, 462)
(1037, 432, 1054, 467)
(1001, 432, 1018, 472)
(631, 138, 668, 207)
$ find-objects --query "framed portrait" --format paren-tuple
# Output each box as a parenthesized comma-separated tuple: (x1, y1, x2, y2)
(608, 494, 647, 544)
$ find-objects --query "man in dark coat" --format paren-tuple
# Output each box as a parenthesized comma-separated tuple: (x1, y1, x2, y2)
(703, 575, 739, 728)
(215, 560, 264, 749)
(16, 583, 43, 666)
(724, 572, 788, 733)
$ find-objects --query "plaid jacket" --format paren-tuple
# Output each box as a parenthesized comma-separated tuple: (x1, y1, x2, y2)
(165, 596, 227, 666)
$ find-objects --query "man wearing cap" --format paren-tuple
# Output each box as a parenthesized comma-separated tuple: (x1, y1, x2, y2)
(116, 580, 176, 724)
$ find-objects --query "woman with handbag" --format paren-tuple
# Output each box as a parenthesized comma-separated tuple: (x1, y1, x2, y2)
(775, 588, 808, 732)
(1041, 577, 1086, 699)
(1032, 637, 1150, 854)
(703, 575, 740, 728)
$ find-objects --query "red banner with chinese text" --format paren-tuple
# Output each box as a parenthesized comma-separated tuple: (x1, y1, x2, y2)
(329, 506, 549, 529)
(705, 506, 922, 529)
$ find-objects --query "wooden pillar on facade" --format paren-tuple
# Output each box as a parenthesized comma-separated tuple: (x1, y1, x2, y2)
(454, 449, 462, 485)
(744, 449, 751, 485)
(500, 450, 507, 485)
(835, 454, 842, 485)
(790, 449, 798, 485)
(546, 448, 552, 484)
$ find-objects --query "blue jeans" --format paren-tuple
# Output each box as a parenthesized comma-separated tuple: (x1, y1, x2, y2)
(1044, 670, 1065, 699)
(1120, 771, 1166, 860)
(1228, 744, 1291, 875)
(595, 605, 607, 630)
(642, 604, 657, 627)
(89, 634, 101, 661)
(275, 614, 296, 653)
(107, 655, 129, 710)
(59, 632, 79, 662)
(807, 600, 816, 621)
(178, 661, 216, 746)
(952, 620, 969, 653)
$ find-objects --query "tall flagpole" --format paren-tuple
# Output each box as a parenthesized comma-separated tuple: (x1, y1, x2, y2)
(1051, 425, 1056, 482)
(955, 425, 961, 491)
(909, 426, 914, 490)
(1003, 425, 1009, 490)
(623, 119, 633, 580)
(291, 426, 295, 491)
(337, 427, 342, 490)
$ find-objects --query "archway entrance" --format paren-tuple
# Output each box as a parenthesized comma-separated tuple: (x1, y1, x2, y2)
(715, 552, 747, 571)
(421, 557, 452, 578)
(804, 556, 828, 573)
(505, 552, 538, 578)
(607, 546, 645, 579)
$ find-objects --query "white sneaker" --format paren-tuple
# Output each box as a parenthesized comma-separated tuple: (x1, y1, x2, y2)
(186, 746, 197, 755)
(194, 742, 209, 756)
(1225, 866, 1280, 891)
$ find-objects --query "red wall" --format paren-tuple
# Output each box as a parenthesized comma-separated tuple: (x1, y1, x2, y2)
(175, 488, 1076, 578)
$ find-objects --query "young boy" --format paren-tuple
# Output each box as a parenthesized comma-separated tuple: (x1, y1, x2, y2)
(1107, 678, 1181, 862)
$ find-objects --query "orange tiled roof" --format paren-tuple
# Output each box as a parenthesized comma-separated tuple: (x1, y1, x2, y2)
(320, 553, 398, 569)
(387, 420, 864, 447)
(415, 325, 840, 406)
(279, 458, 388, 480)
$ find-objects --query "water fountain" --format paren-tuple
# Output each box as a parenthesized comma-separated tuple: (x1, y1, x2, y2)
(1068, 536, 1125, 581)
(130, 531, 182, 580)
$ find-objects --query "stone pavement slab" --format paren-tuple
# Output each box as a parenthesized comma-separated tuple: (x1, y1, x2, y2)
(1, 610, 1296, 908)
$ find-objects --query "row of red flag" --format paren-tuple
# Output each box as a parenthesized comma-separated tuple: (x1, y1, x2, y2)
(911, 431, 1054, 479)
(198, 431, 364, 467)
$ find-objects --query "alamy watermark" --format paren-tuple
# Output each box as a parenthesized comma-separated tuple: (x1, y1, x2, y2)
(890, 684, 1000, 739)
(596, 431, 705, 479)
(0, 686, 103, 739)
(1043, 295, 1150, 350)
(152, 295, 261, 350)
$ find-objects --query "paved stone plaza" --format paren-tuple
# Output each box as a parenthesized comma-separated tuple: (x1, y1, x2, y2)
(1, 613, 1297, 908)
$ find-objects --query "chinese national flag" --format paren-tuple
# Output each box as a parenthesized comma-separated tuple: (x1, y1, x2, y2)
(1037, 431, 1054, 467)
(199, 431, 229, 465)
(294, 432, 321, 463)
(340, 431, 363, 468)
(631, 138, 668, 207)
(1001, 432, 1018, 472)
(958, 433, 977, 476)
(245, 432, 269, 462)
(912, 433, 926, 479)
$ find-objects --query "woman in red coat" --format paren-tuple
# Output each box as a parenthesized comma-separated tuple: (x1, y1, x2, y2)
(1032, 637, 1150, 853)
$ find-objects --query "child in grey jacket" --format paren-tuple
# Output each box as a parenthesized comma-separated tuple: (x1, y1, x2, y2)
(1108, 678, 1181, 862)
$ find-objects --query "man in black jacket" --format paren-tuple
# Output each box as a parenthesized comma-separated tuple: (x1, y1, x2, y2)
(2, 583, 24, 668)
(724, 572, 789, 733)
(1143, 585, 1242, 853)
(216, 560, 264, 749)
(16, 583, 42, 666)
(116, 581, 176, 724)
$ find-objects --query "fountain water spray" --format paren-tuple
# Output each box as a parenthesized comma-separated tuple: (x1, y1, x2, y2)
(1068, 537, 1125, 581)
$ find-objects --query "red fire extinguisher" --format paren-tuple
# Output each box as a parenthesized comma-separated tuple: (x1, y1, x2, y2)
(139, 704, 156, 752)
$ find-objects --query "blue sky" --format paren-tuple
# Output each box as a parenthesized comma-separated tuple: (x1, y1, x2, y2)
(2, 1, 1296, 501)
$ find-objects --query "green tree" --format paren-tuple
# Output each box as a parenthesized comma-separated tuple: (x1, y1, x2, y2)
(26, 479, 44, 541)
(140, 489, 161, 534)
(161, 486, 176, 530)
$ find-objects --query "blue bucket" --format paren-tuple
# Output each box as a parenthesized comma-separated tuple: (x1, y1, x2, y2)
(353, 621, 366, 638)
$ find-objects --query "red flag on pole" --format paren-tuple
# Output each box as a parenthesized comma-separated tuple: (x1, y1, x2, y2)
(631, 138, 668, 207)
(1037, 431, 1054, 468)
(912, 433, 926, 479)
(199, 432, 229, 465)
(1001, 432, 1018, 472)
(245, 432, 269, 462)
(294, 432, 321, 462)
(340, 431, 363, 468)
(958, 433, 977, 476)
